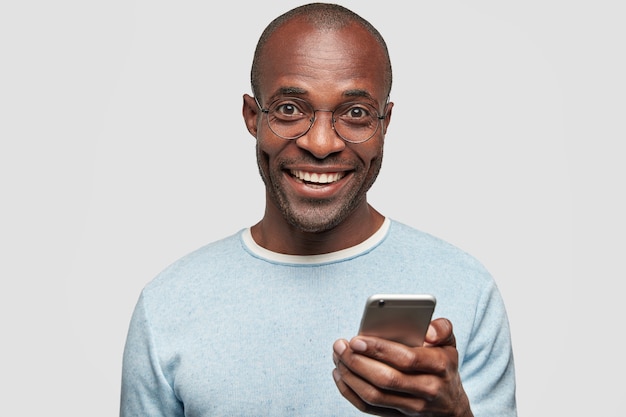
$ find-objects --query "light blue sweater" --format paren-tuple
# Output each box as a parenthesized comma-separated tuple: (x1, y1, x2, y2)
(121, 219, 516, 416)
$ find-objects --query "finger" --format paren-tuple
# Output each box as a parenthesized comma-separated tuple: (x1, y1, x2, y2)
(348, 336, 450, 375)
(332, 367, 370, 414)
(338, 340, 444, 403)
(424, 318, 456, 347)
(333, 364, 426, 416)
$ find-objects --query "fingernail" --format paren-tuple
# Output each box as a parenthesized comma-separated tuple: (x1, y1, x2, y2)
(332, 368, 341, 382)
(333, 340, 346, 355)
(351, 338, 367, 352)
(426, 325, 436, 340)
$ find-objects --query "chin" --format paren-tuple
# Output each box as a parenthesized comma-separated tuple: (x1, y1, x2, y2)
(288, 218, 340, 234)
(282, 203, 354, 234)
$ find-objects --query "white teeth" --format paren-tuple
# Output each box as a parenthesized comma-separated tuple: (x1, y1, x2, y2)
(291, 170, 343, 184)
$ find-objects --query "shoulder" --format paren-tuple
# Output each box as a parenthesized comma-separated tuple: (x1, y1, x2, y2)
(386, 219, 488, 273)
(143, 230, 246, 294)
(377, 219, 498, 305)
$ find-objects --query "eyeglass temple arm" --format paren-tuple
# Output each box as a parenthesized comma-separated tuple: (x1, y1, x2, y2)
(254, 96, 269, 112)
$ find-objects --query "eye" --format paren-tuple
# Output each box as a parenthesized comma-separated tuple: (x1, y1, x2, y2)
(277, 103, 299, 115)
(336, 103, 377, 125)
(272, 100, 308, 119)
(346, 106, 370, 119)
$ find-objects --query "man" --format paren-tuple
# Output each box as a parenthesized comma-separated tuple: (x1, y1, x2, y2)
(121, 3, 516, 416)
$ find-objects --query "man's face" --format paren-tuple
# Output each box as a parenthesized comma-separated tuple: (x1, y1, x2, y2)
(244, 20, 393, 233)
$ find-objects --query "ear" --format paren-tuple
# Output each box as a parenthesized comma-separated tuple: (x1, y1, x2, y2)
(382, 101, 393, 134)
(242, 94, 260, 137)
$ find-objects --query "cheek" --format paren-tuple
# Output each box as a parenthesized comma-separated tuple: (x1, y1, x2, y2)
(358, 139, 384, 166)
(255, 142, 270, 181)
(256, 136, 280, 165)
(255, 135, 289, 182)
(256, 128, 302, 165)
(256, 123, 285, 152)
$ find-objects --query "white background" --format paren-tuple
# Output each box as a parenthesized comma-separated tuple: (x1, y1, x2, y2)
(1, 1, 624, 415)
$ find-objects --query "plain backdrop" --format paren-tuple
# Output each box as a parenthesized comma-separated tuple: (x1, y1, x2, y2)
(1, 1, 624, 415)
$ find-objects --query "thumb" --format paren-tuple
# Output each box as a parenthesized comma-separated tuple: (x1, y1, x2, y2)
(424, 318, 456, 347)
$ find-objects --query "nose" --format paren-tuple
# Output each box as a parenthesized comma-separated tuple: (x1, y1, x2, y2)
(295, 110, 346, 159)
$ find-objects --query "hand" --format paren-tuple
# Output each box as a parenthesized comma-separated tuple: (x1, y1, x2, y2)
(332, 318, 473, 417)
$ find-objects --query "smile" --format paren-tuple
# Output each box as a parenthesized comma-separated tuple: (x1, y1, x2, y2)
(290, 170, 345, 184)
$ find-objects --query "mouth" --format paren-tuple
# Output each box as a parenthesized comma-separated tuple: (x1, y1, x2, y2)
(290, 169, 346, 185)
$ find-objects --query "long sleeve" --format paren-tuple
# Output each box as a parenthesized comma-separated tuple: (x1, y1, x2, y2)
(120, 292, 184, 417)
(460, 281, 517, 416)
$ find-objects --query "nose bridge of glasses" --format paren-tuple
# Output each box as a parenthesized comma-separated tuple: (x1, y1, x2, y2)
(311, 108, 336, 129)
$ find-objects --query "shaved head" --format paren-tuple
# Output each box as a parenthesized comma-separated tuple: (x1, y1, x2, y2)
(250, 3, 392, 102)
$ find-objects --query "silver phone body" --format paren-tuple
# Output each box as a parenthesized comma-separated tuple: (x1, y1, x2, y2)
(358, 294, 436, 347)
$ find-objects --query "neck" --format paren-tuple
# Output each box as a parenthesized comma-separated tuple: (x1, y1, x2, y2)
(250, 202, 385, 256)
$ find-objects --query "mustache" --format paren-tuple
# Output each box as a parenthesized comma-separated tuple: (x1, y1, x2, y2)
(277, 155, 358, 169)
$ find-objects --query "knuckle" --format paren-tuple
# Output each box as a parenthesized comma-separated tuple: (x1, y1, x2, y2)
(421, 376, 442, 400)
(402, 350, 422, 370)
(365, 338, 386, 359)
(431, 357, 448, 374)
(400, 400, 428, 416)
(427, 349, 452, 374)
(359, 385, 386, 406)
(380, 368, 403, 390)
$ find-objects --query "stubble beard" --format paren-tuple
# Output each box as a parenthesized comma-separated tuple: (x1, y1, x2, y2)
(257, 150, 383, 234)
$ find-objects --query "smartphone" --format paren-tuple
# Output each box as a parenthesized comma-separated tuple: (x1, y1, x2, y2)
(358, 294, 436, 347)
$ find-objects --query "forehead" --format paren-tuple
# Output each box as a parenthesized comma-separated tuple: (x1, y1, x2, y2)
(257, 19, 388, 104)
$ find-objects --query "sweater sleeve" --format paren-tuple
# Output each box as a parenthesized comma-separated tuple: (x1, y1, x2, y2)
(120, 292, 184, 417)
(461, 281, 517, 417)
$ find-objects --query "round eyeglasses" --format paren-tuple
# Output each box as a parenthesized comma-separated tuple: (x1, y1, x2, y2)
(256, 97, 387, 144)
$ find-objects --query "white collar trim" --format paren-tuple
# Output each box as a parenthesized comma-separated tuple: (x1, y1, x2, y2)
(242, 218, 390, 265)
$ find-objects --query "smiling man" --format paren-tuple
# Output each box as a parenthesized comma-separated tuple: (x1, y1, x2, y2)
(242, 11, 391, 251)
(121, 3, 517, 417)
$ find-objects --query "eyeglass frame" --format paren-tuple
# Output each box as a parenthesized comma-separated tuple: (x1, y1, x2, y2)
(254, 96, 390, 144)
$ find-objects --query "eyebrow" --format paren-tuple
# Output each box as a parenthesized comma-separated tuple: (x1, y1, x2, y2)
(342, 89, 376, 101)
(269, 87, 377, 102)
(272, 87, 308, 98)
